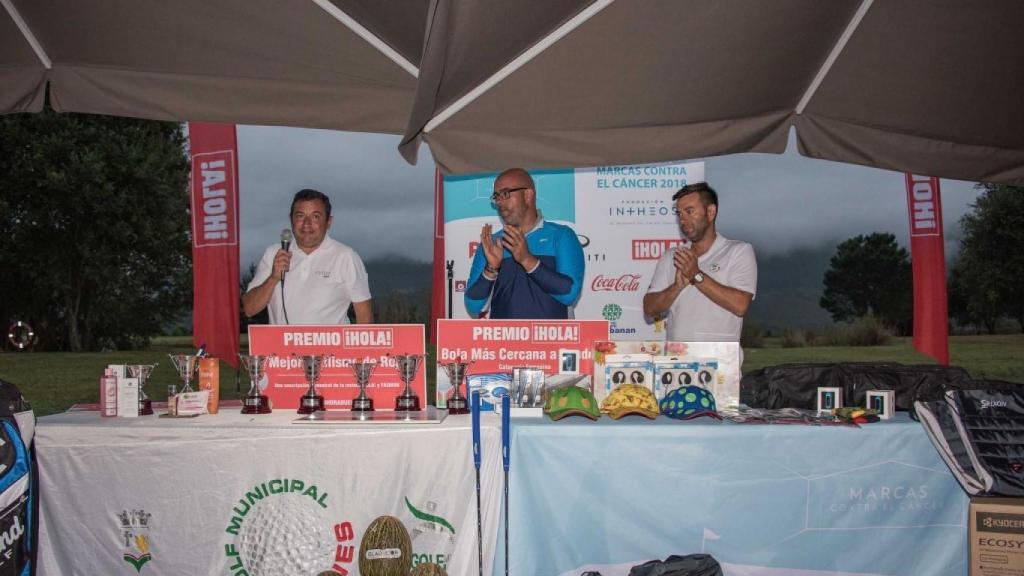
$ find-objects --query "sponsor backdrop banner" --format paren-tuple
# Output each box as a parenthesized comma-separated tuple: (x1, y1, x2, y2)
(443, 161, 704, 340)
(188, 122, 240, 368)
(498, 417, 967, 576)
(904, 174, 949, 365)
(434, 319, 609, 406)
(36, 413, 504, 576)
(248, 324, 426, 410)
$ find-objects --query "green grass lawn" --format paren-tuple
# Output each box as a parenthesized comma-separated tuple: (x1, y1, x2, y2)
(1, 334, 1020, 417)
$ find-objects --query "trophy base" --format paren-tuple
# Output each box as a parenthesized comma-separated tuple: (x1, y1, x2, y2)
(242, 395, 272, 414)
(139, 399, 154, 416)
(351, 397, 375, 412)
(395, 394, 421, 412)
(297, 395, 325, 415)
(447, 395, 470, 415)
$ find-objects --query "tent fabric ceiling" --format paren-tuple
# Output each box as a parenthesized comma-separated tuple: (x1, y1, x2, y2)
(1, 0, 424, 134)
(2, 0, 1023, 183)
(404, 0, 1024, 183)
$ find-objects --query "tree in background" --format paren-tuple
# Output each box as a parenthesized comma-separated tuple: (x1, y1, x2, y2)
(949, 184, 1024, 333)
(820, 232, 912, 334)
(0, 109, 191, 351)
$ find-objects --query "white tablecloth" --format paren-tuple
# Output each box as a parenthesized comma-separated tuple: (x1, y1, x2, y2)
(36, 410, 504, 576)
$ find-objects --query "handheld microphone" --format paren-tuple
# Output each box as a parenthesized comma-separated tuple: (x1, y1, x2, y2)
(279, 229, 292, 283)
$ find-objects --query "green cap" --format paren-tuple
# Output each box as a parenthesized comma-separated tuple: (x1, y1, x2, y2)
(544, 386, 601, 421)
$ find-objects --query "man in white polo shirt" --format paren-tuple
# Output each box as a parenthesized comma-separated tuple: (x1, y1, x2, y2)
(243, 189, 373, 325)
(643, 182, 756, 350)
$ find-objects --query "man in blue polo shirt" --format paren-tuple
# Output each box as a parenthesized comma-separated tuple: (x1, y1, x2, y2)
(465, 168, 585, 319)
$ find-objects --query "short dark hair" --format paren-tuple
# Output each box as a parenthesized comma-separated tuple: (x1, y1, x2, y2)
(672, 182, 718, 208)
(290, 189, 332, 219)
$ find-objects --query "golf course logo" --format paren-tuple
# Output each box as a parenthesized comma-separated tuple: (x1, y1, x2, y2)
(118, 509, 153, 573)
(406, 497, 456, 570)
(223, 478, 356, 576)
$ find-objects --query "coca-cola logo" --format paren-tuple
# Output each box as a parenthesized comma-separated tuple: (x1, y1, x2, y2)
(591, 274, 642, 292)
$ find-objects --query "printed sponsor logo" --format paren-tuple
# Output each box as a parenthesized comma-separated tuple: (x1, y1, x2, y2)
(454, 280, 466, 293)
(342, 328, 394, 348)
(981, 399, 1008, 409)
(406, 498, 456, 571)
(468, 241, 480, 258)
(907, 176, 941, 237)
(223, 478, 355, 575)
(591, 274, 642, 292)
(632, 239, 684, 260)
(979, 512, 1024, 535)
(601, 304, 623, 322)
(119, 509, 152, 573)
(577, 234, 591, 248)
(191, 150, 238, 247)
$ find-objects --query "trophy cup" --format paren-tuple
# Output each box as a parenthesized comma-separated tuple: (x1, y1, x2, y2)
(350, 360, 376, 412)
(238, 354, 273, 414)
(126, 364, 157, 415)
(392, 354, 423, 412)
(441, 360, 472, 415)
(167, 354, 199, 393)
(297, 354, 328, 415)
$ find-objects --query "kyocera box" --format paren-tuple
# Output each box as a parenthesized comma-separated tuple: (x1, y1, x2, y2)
(971, 497, 1024, 576)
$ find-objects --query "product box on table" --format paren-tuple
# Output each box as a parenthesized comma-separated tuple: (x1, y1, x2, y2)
(592, 340, 664, 403)
(663, 342, 740, 409)
(970, 497, 1024, 576)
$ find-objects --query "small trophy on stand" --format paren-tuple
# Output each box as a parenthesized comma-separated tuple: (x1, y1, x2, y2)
(441, 360, 472, 415)
(126, 364, 157, 415)
(297, 354, 328, 415)
(238, 354, 273, 414)
(168, 354, 199, 393)
(392, 354, 423, 412)
(350, 360, 376, 412)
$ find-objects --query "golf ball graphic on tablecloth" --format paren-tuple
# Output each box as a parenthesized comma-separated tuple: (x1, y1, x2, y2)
(237, 494, 333, 576)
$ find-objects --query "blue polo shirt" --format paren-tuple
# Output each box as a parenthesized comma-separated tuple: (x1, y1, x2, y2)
(465, 219, 585, 319)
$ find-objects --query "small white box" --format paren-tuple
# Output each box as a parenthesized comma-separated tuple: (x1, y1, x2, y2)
(866, 390, 895, 419)
(603, 354, 653, 399)
(817, 387, 843, 412)
(117, 377, 139, 418)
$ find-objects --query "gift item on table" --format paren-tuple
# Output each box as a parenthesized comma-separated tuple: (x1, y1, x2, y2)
(867, 389, 896, 419)
(592, 340, 664, 404)
(510, 367, 546, 408)
(652, 357, 701, 400)
(664, 342, 740, 409)
(602, 354, 653, 401)
(467, 372, 512, 412)
(817, 387, 843, 413)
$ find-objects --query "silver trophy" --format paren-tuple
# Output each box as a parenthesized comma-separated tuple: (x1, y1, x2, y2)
(350, 361, 377, 412)
(297, 354, 329, 415)
(441, 360, 472, 414)
(392, 354, 423, 412)
(167, 354, 199, 393)
(126, 364, 157, 415)
(238, 354, 273, 414)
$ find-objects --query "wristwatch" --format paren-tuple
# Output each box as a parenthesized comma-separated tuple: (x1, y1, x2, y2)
(692, 271, 705, 284)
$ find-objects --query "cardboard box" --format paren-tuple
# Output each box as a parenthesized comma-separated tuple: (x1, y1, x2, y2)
(664, 342, 740, 409)
(117, 377, 139, 418)
(971, 497, 1024, 576)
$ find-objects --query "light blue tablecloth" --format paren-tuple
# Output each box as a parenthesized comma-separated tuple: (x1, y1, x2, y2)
(496, 414, 966, 576)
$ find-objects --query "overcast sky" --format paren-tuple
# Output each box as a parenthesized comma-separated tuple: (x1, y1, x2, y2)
(237, 126, 980, 268)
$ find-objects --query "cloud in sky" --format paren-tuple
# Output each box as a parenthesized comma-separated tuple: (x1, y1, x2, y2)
(237, 126, 980, 268)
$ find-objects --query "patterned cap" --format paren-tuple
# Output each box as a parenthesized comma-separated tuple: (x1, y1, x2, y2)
(601, 384, 660, 420)
(659, 385, 720, 420)
(544, 386, 600, 421)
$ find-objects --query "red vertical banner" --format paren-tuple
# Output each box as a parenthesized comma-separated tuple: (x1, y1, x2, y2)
(905, 174, 949, 365)
(188, 123, 240, 368)
(430, 169, 445, 344)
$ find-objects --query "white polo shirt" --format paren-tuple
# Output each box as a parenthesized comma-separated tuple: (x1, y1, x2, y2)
(646, 233, 757, 342)
(248, 235, 371, 325)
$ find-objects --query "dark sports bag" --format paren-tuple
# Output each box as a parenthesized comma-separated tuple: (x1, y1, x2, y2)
(0, 378, 37, 576)
(740, 362, 976, 417)
(627, 554, 723, 576)
(948, 387, 1024, 496)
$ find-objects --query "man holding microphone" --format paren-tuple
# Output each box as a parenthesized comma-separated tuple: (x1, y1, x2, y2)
(243, 189, 373, 324)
